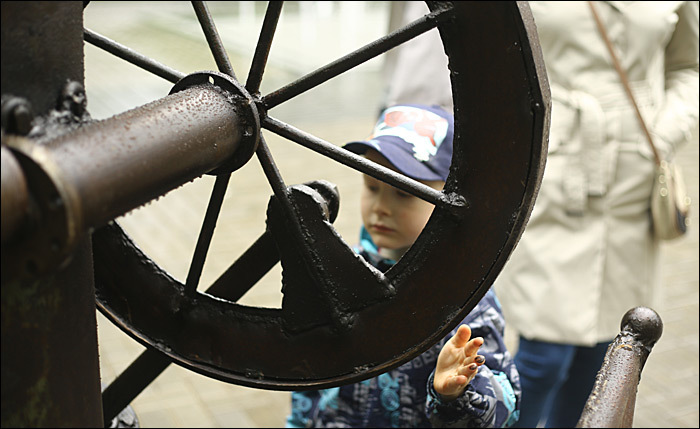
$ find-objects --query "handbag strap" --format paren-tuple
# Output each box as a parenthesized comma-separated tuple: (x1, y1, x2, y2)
(587, 1, 662, 166)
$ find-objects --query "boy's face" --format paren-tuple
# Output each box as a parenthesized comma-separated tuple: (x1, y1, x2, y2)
(361, 149, 444, 258)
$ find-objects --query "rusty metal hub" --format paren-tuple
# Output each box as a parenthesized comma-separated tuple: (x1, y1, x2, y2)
(169, 70, 261, 175)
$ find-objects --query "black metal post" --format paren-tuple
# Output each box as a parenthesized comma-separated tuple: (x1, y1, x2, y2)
(1, 2, 104, 426)
(576, 307, 663, 428)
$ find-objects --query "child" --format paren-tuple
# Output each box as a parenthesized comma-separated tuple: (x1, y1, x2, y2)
(286, 104, 521, 428)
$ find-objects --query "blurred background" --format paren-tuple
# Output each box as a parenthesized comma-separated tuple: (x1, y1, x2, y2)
(83, 2, 698, 427)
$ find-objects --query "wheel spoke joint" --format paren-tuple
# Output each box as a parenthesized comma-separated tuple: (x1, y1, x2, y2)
(261, 115, 467, 211)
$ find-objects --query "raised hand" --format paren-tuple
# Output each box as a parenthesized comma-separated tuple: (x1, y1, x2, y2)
(433, 324, 485, 401)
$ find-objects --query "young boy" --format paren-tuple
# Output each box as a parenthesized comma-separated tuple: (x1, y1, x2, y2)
(286, 104, 520, 428)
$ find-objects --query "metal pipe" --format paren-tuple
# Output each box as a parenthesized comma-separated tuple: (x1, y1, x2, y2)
(7, 84, 246, 241)
(576, 307, 663, 428)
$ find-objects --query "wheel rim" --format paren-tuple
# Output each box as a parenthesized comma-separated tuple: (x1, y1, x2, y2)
(90, 1, 550, 390)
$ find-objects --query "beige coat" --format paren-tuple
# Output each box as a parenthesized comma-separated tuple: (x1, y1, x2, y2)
(493, 1, 699, 345)
(383, 1, 699, 346)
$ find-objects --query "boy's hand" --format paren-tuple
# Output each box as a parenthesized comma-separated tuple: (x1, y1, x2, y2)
(433, 324, 485, 401)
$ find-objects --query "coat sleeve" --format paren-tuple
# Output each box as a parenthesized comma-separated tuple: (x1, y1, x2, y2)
(652, 1, 699, 155)
(425, 291, 521, 428)
(286, 391, 320, 428)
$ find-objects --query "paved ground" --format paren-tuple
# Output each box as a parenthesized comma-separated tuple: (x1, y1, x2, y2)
(84, 3, 698, 428)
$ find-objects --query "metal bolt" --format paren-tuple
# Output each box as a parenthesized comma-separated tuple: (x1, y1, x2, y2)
(12, 104, 33, 135)
(60, 80, 87, 117)
(1, 96, 34, 135)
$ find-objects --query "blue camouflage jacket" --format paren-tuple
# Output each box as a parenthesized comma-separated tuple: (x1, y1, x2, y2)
(285, 228, 521, 428)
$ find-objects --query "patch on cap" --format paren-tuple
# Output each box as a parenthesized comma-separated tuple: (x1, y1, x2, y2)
(369, 105, 449, 162)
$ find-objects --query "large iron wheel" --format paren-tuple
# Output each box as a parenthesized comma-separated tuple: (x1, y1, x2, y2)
(87, 0, 548, 402)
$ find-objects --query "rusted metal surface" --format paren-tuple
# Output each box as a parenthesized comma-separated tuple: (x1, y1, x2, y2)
(100, 180, 340, 425)
(28, 84, 245, 231)
(169, 70, 260, 176)
(271, 184, 395, 334)
(576, 307, 664, 428)
(1, 239, 105, 428)
(3, 82, 254, 282)
(0, 2, 85, 117)
(1, 2, 104, 427)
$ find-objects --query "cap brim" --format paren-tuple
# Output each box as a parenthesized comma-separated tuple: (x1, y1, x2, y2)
(343, 137, 445, 182)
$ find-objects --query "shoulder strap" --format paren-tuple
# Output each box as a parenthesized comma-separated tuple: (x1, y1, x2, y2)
(587, 1, 661, 165)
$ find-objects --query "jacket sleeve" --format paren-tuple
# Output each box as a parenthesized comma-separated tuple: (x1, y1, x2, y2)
(652, 1, 699, 155)
(425, 291, 521, 428)
(286, 391, 319, 428)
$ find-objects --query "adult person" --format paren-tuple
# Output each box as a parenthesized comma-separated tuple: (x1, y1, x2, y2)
(382, 1, 699, 427)
(494, 2, 699, 427)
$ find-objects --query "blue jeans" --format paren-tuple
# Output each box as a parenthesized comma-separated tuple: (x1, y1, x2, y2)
(512, 337, 611, 428)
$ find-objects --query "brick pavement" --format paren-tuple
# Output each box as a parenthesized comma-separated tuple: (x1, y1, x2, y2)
(85, 3, 698, 428)
(96, 134, 698, 429)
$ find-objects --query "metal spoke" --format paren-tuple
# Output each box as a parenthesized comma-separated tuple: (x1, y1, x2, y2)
(101, 348, 171, 427)
(254, 137, 319, 277)
(245, 1, 284, 95)
(183, 173, 231, 297)
(183, 1, 240, 298)
(204, 231, 280, 300)
(192, 1, 237, 79)
(101, 227, 279, 425)
(255, 136, 291, 206)
(261, 116, 465, 210)
(261, 5, 454, 110)
(83, 28, 185, 83)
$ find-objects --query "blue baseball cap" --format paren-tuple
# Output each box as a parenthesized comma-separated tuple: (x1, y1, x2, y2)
(343, 104, 454, 182)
